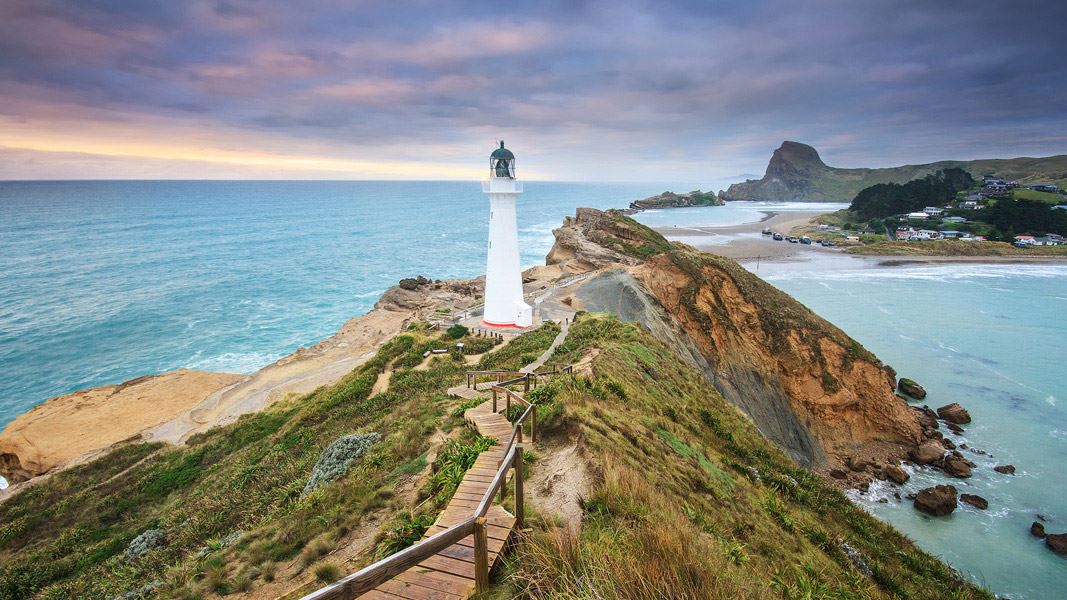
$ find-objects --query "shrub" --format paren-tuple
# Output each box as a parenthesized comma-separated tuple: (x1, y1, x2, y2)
(377, 511, 435, 557)
(302, 432, 381, 495)
(123, 529, 165, 562)
(314, 563, 341, 583)
(446, 324, 469, 339)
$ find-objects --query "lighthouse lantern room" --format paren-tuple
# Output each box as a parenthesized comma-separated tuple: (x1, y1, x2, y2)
(481, 141, 532, 328)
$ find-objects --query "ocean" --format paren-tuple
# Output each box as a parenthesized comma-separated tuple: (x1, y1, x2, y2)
(0, 180, 685, 432)
(757, 256, 1067, 599)
(1, 182, 1064, 596)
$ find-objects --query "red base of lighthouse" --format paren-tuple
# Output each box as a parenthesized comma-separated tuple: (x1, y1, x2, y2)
(481, 319, 526, 329)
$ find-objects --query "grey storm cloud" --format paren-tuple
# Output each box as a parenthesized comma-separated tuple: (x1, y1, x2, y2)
(0, 0, 1065, 180)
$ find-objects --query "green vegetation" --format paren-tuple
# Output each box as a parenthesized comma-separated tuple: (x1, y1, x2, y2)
(632, 189, 723, 209)
(476, 321, 561, 371)
(0, 321, 559, 599)
(848, 239, 1067, 256)
(1012, 188, 1065, 203)
(445, 324, 469, 339)
(849, 168, 973, 219)
(494, 314, 991, 599)
(982, 198, 1067, 238)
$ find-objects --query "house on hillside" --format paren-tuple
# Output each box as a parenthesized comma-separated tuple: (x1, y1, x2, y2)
(940, 230, 963, 239)
(1032, 237, 1061, 246)
(1029, 184, 1060, 193)
(923, 206, 945, 216)
(943, 216, 967, 223)
(1013, 235, 1036, 247)
(908, 230, 941, 241)
(961, 200, 981, 209)
(959, 235, 986, 241)
(907, 211, 929, 220)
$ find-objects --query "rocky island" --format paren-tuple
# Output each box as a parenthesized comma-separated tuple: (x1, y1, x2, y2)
(627, 189, 723, 211)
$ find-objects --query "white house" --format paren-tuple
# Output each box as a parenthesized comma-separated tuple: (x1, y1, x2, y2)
(923, 207, 945, 216)
(907, 211, 930, 220)
(943, 216, 967, 223)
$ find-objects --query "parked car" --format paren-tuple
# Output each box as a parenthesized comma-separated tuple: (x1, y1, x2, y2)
(772, 233, 784, 241)
(800, 236, 812, 245)
(762, 227, 773, 235)
(786, 236, 799, 243)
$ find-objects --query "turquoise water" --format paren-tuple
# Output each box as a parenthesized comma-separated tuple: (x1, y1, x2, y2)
(759, 256, 1067, 599)
(0, 180, 682, 430)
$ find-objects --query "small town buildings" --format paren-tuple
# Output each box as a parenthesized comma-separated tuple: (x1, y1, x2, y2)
(940, 230, 963, 239)
(961, 200, 981, 209)
(1013, 235, 1036, 246)
(907, 230, 941, 241)
(907, 211, 930, 220)
(943, 216, 967, 223)
(1032, 237, 1062, 246)
(923, 206, 945, 216)
(1029, 184, 1060, 193)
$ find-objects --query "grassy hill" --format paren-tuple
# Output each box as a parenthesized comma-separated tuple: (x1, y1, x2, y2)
(722, 141, 1067, 202)
(0, 308, 993, 599)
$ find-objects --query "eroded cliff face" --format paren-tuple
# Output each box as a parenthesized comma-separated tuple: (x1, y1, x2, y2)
(553, 208, 923, 472)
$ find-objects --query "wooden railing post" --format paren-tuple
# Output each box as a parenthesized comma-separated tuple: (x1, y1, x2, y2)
(517, 422, 523, 443)
(524, 373, 530, 392)
(514, 444, 524, 529)
(474, 517, 489, 593)
(492, 387, 498, 413)
(531, 404, 537, 443)
(506, 391, 511, 419)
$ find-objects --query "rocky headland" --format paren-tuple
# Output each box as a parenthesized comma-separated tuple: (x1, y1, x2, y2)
(627, 189, 723, 211)
(722, 140, 1067, 202)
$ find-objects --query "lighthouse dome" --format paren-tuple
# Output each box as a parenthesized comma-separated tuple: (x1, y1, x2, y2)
(489, 141, 515, 179)
(490, 141, 514, 160)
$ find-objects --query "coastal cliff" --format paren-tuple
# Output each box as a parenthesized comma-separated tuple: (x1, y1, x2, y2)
(548, 208, 923, 476)
(0, 210, 990, 599)
(723, 140, 1067, 202)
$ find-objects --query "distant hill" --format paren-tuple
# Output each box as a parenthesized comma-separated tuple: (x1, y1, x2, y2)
(722, 141, 1067, 202)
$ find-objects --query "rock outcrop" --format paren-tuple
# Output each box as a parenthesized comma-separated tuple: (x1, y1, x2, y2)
(937, 403, 971, 424)
(722, 141, 1067, 202)
(556, 208, 924, 473)
(1031, 522, 1047, 538)
(629, 190, 723, 210)
(994, 464, 1016, 475)
(960, 494, 988, 510)
(914, 484, 958, 516)
(898, 378, 927, 400)
(1047, 533, 1067, 556)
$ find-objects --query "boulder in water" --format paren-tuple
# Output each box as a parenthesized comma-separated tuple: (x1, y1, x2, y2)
(960, 494, 988, 509)
(898, 378, 927, 399)
(1047, 533, 1067, 556)
(911, 440, 946, 465)
(993, 464, 1016, 475)
(914, 484, 957, 516)
(885, 463, 909, 485)
(1031, 522, 1046, 538)
(936, 403, 971, 424)
(942, 456, 973, 478)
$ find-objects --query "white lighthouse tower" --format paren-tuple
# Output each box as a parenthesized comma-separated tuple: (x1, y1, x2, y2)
(481, 141, 532, 328)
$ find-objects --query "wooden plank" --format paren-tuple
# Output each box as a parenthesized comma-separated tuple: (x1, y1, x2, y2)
(377, 578, 463, 600)
(417, 554, 475, 579)
(396, 570, 472, 596)
(356, 590, 406, 600)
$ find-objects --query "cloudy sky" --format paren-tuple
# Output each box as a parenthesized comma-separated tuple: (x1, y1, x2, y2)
(1, 0, 1065, 182)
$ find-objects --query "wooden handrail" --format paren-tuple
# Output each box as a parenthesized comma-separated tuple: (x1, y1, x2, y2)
(300, 516, 477, 600)
(302, 365, 566, 600)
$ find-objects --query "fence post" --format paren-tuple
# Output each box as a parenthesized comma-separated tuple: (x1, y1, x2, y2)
(531, 404, 537, 443)
(514, 444, 524, 529)
(492, 387, 498, 413)
(474, 517, 489, 593)
(506, 392, 511, 419)
(524, 373, 530, 392)
(517, 422, 523, 443)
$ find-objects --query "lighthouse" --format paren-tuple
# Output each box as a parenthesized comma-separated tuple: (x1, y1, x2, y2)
(481, 141, 532, 328)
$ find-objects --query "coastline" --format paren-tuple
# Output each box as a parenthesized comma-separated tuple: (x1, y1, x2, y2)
(653, 207, 1067, 264)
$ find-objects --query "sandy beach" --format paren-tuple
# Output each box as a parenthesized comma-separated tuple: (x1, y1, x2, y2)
(653, 207, 1067, 266)
(652, 209, 836, 261)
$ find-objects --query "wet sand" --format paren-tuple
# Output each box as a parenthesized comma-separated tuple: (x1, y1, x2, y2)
(653, 209, 836, 260)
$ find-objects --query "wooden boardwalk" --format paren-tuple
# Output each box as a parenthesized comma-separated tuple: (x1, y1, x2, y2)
(356, 396, 516, 599)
